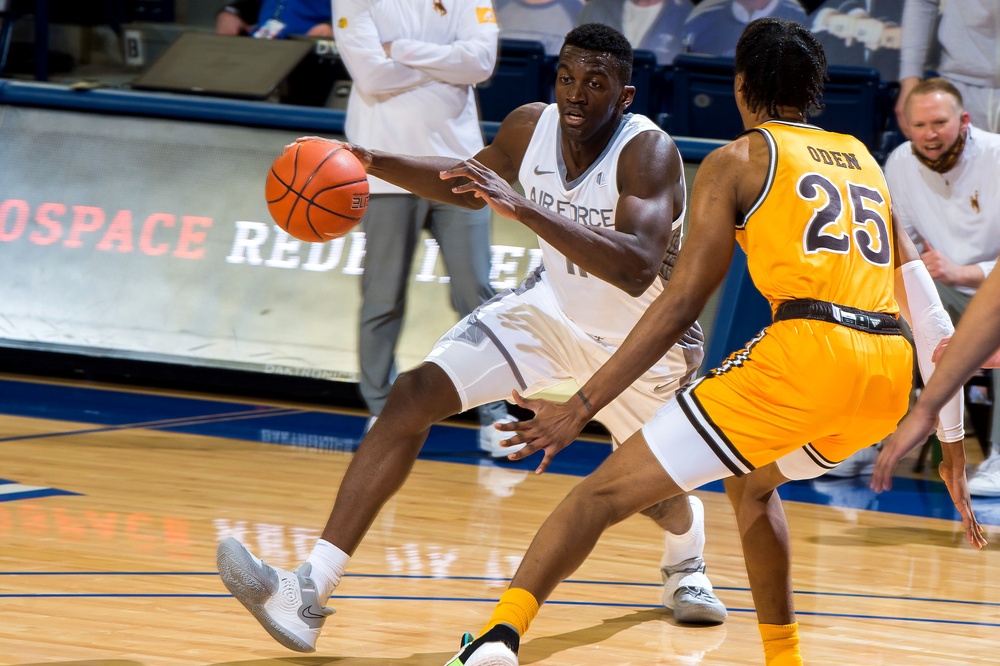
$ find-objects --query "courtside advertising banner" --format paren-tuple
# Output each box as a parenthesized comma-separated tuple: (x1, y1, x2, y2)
(0, 106, 541, 382)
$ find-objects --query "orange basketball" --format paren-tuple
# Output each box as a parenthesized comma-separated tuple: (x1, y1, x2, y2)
(264, 139, 369, 242)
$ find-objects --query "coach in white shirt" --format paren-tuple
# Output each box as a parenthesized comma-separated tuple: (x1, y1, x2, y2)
(334, 0, 513, 451)
(884, 76, 1000, 496)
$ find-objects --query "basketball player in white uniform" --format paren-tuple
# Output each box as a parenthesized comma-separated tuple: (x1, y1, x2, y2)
(215, 23, 726, 655)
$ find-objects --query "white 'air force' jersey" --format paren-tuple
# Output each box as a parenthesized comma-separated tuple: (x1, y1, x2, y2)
(517, 103, 684, 340)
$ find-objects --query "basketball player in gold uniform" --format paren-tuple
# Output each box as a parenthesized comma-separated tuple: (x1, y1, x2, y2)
(445, 17, 985, 666)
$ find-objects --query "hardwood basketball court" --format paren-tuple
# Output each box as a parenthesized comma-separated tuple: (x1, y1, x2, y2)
(2, 375, 998, 665)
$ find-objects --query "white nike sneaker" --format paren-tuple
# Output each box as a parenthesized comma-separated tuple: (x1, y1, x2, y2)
(217, 537, 334, 652)
(969, 453, 1000, 497)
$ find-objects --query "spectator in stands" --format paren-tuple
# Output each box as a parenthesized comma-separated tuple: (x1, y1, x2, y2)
(895, 0, 1000, 135)
(495, 0, 584, 55)
(884, 77, 1000, 496)
(576, 0, 693, 65)
(809, 0, 902, 81)
(333, 0, 514, 454)
(215, 0, 333, 38)
(681, 0, 807, 58)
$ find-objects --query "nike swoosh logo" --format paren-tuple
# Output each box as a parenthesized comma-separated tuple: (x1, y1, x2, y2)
(533, 166, 554, 175)
(300, 605, 327, 619)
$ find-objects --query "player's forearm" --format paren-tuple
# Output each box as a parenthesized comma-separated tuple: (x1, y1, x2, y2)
(949, 263, 986, 289)
(898, 0, 937, 80)
(513, 203, 659, 297)
(940, 438, 969, 473)
(366, 151, 486, 209)
(390, 35, 498, 85)
(578, 291, 701, 414)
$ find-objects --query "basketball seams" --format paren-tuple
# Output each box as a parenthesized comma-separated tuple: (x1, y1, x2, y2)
(299, 145, 345, 240)
(312, 178, 369, 191)
(265, 139, 368, 242)
(305, 200, 365, 221)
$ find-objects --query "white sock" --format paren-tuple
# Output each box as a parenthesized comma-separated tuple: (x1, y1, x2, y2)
(661, 495, 706, 567)
(306, 539, 350, 602)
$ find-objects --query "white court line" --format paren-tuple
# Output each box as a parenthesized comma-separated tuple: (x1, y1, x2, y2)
(0, 483, 47, 495)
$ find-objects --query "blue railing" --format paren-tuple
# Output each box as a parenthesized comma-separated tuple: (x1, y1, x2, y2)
(0, 78, 726, 160)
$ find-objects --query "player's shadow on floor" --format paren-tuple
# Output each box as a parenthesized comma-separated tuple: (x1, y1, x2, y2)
(808, 525, 969, 548)
(207, 608, 726, 665)
(519, 608, 727, 664)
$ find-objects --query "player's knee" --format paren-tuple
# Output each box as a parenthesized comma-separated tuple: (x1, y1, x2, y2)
(639, 494, 684, 522)
(724, 465, 784, 506)
(566, 480, 635, 528)
(383, 363, 462, 429)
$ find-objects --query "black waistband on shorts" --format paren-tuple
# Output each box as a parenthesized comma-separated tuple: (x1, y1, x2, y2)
(773, 299, 902, 335)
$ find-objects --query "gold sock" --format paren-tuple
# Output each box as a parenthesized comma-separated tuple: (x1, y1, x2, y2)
(759, 622, 803, 665)
(480, 588, 539, 637)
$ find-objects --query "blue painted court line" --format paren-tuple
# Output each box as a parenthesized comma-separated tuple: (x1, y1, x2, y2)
(0, 478, 79, 503)
(0, 592, 996, 627)
(0, 406, 306, 444)
(3, 378, 1000, 525)
(4, 571, 997, 611)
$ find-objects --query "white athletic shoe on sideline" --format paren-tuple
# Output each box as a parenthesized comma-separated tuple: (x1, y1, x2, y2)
(216, 537, 334, 652)
(479, 416, 526, 459)
(825, 444, 879, 478)
(969, 453, 1000, 497)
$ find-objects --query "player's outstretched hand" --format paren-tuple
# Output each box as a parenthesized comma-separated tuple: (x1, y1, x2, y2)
(874, 407, 987, 549)
(339, 142, 373, 170)
(495, 391, 591, 475)
(938, 455, 988, 549)
(871, 407, 936, 493)
(286, 137, 373, 170)
(289, 135, 328, 149)
(440, 158, 523, 221)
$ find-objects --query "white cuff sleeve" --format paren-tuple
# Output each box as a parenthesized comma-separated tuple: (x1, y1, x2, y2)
(896, 260, 964, 442)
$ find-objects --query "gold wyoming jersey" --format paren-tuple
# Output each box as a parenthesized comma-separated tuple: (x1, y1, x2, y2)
(739, 121, 897, 315)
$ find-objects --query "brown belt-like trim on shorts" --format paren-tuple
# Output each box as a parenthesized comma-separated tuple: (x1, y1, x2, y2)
(773, 299, 902, 335)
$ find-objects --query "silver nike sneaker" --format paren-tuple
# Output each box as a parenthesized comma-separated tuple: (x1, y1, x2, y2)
(217, 537, 334, 652)
(660, 555, 729, 625)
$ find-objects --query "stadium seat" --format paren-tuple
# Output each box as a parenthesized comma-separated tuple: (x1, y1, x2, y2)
(810, 64, 884, 157)
(875, 79, 905, 159)
(661, 55, 896, 160)
(628, 49, 659, 120)
(476, 38, 552, 124)
(661, 54, 743, 142)
(477, 45, 664, 131)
